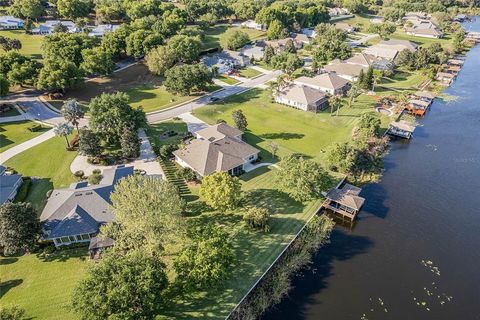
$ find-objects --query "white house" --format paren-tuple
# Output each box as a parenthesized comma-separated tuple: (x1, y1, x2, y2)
(0, 16, 23, 30)
(294, 73, 351, 95)
(241, 19, 267, 31)
(31, 20, 79, 35)
(88, 24, 120, 37)
(275, 84, 329, 112)
(202, 50, 250, 74)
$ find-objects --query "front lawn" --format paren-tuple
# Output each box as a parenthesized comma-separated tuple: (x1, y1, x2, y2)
(202, 25, 267, 51)
(0, 248, 89, 320)
(0, 121, 49, 153)
(193, 88, 387, 163)
(4, 134, 77, 212)
(216, 75, 240, 85)
(238, 67, 262, 79)
(145, 120, 189, 151)
(127, 85, 198, 113)
(0, 30, 43, 59)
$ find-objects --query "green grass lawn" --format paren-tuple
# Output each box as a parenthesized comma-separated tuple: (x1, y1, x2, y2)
(0, 30, 43, 59)
(335, 14, 373, 33)
(254, 60, 274, 71)
(0, 248, 89, 320)
(202, 25, 267, 51)
(4, 134, 77, 212)
(0, 121, 50, 153)
(391, 30, 454, 50)
(238, 67, 262, 78)
(128, 84, 222, 113)
(146, 120, 188, 150)
(162, 166, 324, 319)
(194, 88, 387, 164)
(216, 75, 240, 85)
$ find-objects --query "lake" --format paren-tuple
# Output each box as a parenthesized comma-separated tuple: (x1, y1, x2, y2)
(263, 18, 480, 320)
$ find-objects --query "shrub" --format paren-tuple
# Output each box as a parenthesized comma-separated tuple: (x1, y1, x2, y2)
(73, 170, 85, 180)
(159, 144, 178, 160)
(243, 206, 270, 232)
(92, 169, 101, 175)
(88, 173, 103, 185)
(176, 167, 196, 182)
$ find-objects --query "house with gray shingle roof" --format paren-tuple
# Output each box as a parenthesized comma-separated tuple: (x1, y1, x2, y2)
(0, 165, 23, 205)
(40, 166, 134, 247)
(294, 73, 351, 95)
(173, 123, 259, 177)
(274, 84, 329, 112)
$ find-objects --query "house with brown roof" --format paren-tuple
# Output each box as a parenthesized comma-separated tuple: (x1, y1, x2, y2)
(263, 37, 303, 52)
(173, 124, 259, 177)
(274, 84, 329, 112)
(404, 18, 443, 38)
(294, 73, 351, 95)
(346, 52, 394, 71)
(323, 60, 368, 81)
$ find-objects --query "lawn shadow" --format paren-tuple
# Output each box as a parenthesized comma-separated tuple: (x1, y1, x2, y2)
(0, 134, 14, 149)
(127, 87, 157, 104)
(259, 132, 305, 140)
(0, 279, 23, 298)
(0, 257, 18, 265)
(36, 247, 88, 262)
(244, 188, 303, 214)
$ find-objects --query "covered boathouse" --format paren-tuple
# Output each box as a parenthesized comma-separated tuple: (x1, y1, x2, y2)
(322, 183, 365, 221)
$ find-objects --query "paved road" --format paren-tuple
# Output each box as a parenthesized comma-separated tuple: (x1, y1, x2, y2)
(146, 70, 282, 123)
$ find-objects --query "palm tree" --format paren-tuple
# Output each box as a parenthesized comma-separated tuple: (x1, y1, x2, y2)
(62, 99, 84, 132)
(54, 123, 73, 149)
(372, 73, 382, 92)
(329, 95, 342, 117)
(347, 83, 361, 108)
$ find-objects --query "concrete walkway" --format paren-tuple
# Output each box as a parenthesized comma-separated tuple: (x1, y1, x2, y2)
(0, 129, 56, 164)
(177, 112, 208, 133)
(243, 162, 277, 173)
(70, 129, 164, 177)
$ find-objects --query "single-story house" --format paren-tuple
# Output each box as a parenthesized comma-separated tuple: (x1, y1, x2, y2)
(334, 22, 355, 33)
(346, 52, 394, 71)
(323, 61, 368, 82)
(0, 16, 23, 30)
(377, 39, 418, 52)
(291, 33, 311, 45)
(0, 165, 23, 205)
(40, 166, 134, 247)
(405, 19, 443, 38)
(328, 7, 350, 17)
(240, 44, 264, 60)
(173, 123, 259, 177)
(275, 84, 329, 112)
(363, 44, 400, 61)
(404, 12, 430, 20)
(263, 37, 303, 52)
(88, 24, 120, 37)
(32, 20, 79, 35)
(241, 19, 267, 31)
(294, 72, 351, 95)
(202, 50, 250, 74)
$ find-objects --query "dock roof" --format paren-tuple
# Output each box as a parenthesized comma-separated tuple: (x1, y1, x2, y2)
(326, 185, 365, 211)
(414, 91, 435, 99)
(390, 120, 415, 133)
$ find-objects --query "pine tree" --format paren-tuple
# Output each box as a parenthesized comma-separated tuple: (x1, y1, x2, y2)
(232, 109, 248, 131)
(121, 126, 141, 159)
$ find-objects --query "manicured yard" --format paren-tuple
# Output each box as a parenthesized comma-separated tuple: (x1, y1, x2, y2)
(202, 25, 267, 51)
(391, 30, 454, 49)
(379, 70, 429, 92)
(335, 14, 373, 33)
(145, 120, 189, 150)
(4, 134, 77, 212)
(238, 67, 262, 78)
(193, 88, 388, 164)
(0, 248, 89, 320)
(0, 121, 49, 153)
(0, 30, 43, 59)
(216, 75, 240, 85)
(127, 85, 198, 113)
(162, 166, 324, 319)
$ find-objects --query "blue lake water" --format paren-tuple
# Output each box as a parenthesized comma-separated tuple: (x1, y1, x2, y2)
(263, 18, 480, 320)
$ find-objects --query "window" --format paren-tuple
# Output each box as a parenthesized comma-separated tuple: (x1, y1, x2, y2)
(60, 236, 70, 243)
(76, 235, 82, 241)
(69, 236, 76, 242)
(81, 234, 90, 240)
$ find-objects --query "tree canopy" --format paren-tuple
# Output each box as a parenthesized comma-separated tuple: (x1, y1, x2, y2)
(0, 202, 40, 256)
(219, 28, 250, 50)
(102, 175, 185, 255)
(199, 172, 242, 211)
(275, 154, 332, 202)
(164, 64, 212, 95)
(72, 250, 168, 320)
